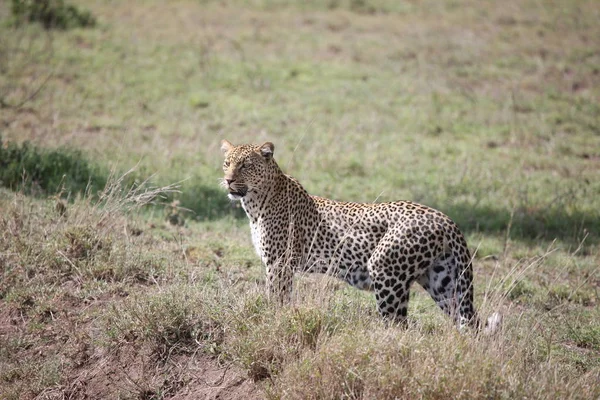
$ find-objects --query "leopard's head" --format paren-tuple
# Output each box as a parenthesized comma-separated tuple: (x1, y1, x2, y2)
(220, 140, 276, 200)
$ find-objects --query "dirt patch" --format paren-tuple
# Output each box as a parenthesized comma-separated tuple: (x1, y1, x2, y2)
(58, 344, 261, 399)
(169, 357, 260, 400)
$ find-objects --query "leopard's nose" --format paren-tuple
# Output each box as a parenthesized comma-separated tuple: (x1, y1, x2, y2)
(225, 178, 235, 185)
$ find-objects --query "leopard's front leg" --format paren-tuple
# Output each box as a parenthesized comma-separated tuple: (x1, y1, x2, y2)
(265, 259, 294, 304)
(264, 227, 303, 304)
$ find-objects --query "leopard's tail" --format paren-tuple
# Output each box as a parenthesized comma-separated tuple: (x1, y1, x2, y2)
(446, 229, 502, 334)
(484, 312, 503, 335)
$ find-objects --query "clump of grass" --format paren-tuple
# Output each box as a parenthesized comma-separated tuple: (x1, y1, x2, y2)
(105, 285, 225, 361)
(226, 293, 361, 382)
(10, 0, 96, 30)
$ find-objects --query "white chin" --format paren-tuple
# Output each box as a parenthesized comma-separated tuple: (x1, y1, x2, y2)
(228, 194, 243, 201)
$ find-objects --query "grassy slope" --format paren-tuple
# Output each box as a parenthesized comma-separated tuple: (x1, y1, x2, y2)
(1, 0, 599, 398)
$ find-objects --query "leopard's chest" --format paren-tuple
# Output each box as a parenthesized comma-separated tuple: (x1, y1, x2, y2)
(248, 218, 267, 264)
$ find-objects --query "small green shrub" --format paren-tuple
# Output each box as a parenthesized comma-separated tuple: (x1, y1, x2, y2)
(11, 0, 96, 30)
(0, 137, 107, 196)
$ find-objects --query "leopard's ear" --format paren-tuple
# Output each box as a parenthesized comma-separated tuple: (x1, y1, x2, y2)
(259, 142, 274, 160)
(221, 140, 234, 155)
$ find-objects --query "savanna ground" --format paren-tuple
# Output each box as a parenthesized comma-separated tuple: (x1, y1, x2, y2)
(1, 0, 599, 398)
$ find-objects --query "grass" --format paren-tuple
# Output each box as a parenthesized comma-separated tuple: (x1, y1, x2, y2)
(1, 0, 599, 398)
(1, 188, 598, 398)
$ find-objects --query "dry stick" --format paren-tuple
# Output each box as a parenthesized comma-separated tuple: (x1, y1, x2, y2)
(198, 362, 234, 387)
(12, 72, 54, 110)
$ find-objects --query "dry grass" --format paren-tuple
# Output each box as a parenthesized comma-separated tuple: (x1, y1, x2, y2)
(1, 185, 599, 398)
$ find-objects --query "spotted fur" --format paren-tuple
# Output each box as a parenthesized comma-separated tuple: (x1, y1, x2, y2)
(221, 140, 480, 329)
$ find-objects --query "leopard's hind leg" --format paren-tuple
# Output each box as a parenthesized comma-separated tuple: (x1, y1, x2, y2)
(368, 227, 438, 325)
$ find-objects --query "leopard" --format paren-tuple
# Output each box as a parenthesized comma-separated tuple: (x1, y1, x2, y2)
(220, 140, 497, 331)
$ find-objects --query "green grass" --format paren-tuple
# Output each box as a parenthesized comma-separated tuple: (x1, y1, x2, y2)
(2, 0, 598, 234)
(1, 0, 599, 398)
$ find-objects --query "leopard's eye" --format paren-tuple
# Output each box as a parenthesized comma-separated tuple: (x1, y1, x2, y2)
(223, 161, 230, 168)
